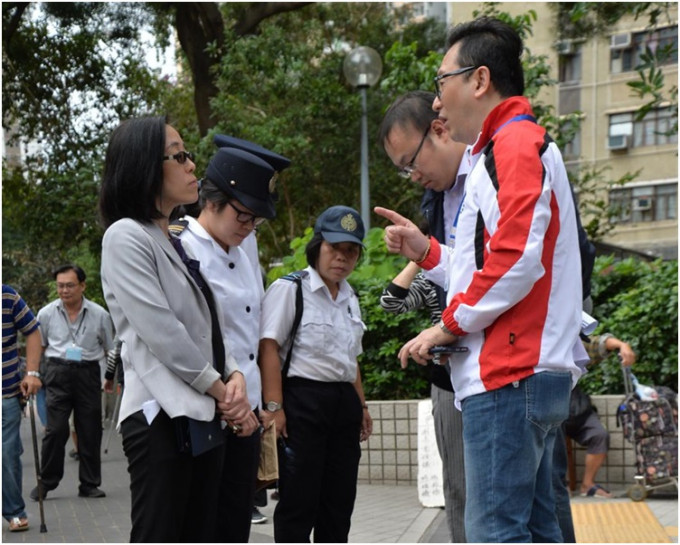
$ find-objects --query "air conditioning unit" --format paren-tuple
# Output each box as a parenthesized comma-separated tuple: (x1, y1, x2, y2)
(610, 33, 632, 49)
(556, 40, 575, 55)
(607, 134, 629, 150)
(633, 197, 652, 211)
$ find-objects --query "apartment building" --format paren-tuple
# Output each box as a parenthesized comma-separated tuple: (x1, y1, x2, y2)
(413, 2, 678, 258)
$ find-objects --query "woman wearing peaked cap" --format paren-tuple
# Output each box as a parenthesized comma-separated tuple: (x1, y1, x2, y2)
(176, 146, 277, 542)
(212, 134, 291, 275)
(259, 205, 373, 543)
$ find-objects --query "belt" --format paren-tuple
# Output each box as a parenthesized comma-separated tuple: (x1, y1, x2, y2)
(48, 357, 99, 367)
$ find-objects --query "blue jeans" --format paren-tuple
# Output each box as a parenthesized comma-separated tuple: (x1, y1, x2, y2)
(553, 425, 576, 542)
(2, 396, 27, 521)
(462, 371, 571, 543)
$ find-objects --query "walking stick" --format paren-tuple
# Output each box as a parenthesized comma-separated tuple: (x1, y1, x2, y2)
(104, 385, 122, 454)
(28, 395, 47, 533)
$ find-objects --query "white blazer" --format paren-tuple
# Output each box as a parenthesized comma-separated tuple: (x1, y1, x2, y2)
(101, 218, 240, 426)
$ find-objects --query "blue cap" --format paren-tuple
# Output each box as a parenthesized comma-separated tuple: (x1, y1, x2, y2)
(213, 134, 291, 173)
(205, 148, 277, 219)
(314, 206, 365, 246)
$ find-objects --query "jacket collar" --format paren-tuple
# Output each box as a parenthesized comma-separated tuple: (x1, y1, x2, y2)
(472, 96, 534, 155)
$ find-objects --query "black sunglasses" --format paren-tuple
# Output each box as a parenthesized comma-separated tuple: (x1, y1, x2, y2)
(163, 151, 195, 164)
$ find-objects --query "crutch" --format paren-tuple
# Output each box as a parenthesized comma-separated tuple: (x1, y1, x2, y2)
(28, 395, 47, 533)
(103, 385, 122, 454)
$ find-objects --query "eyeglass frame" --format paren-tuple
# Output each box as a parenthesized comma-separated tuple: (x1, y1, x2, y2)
(163, 150, 195, 164)
(433, 66, 477, 99)
(398, 125, 431, 179)
(56, 282, 81, 291)
(227, 201, 266, 227)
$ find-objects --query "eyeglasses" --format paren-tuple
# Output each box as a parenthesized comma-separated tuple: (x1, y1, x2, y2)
(398, 126, 430, 179)
(433, 66, 477, 99)
(56, 283, 79, 291)
(227, 201, 266, 227)
(163, 150, 195, 164)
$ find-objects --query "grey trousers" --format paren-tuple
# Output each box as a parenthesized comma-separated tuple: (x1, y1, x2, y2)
(432, 384, 466, 542)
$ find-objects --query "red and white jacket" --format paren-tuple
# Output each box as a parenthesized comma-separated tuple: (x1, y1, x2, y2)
(421, 96, 582, 402)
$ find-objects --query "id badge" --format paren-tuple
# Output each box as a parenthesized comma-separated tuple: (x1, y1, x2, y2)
(65, 346, 83, 362)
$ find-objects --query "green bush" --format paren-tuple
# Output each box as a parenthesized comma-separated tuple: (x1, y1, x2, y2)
(269, 231, 679, 400)
(583, 256, 678, 395)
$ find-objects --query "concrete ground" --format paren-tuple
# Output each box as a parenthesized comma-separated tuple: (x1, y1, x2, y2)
(3, 409, 677, 543)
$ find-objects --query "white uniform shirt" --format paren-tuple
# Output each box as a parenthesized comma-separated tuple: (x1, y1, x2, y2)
(260, 266, 365, 383)
(179, 216, 264, 409)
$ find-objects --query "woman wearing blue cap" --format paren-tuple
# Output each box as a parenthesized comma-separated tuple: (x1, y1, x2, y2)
(259, 205, 373, 543)
(175, 146, 278, 541)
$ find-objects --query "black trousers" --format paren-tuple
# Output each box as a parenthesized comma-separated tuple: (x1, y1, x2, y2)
(274, 378, 362, 543)
(40, 358, 102, 491)
(216, 421, 261, 542)
(121, 410, 224, 543)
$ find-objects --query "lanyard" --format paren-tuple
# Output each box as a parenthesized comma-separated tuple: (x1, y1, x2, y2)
(449, 189, 467, 247)
(60, 307, 87, 345)
(493, 114, 536, 136)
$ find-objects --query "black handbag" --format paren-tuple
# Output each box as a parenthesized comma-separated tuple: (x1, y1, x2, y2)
(174, 416, 225, 457)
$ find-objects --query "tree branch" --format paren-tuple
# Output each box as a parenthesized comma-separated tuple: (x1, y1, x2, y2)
(233, 2, 313, 36)
(3, 2, 29, 48)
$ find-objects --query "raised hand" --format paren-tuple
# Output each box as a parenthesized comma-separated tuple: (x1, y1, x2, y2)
(374, 207, 429, 261)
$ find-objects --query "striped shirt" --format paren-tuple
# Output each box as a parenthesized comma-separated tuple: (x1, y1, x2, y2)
(2, 285, 40, 398)
(379, 273, 441, 325)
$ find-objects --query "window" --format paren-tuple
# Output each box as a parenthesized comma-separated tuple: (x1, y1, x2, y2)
(559, 51, 581, 83)
(561, 122, 581, 160)
(608, 107, 677, 148)
(610, 183, 677, 223)
(610, 26, 678, 74)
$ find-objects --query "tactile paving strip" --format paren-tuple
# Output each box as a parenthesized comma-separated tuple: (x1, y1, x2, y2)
(572, 501, 671, 543)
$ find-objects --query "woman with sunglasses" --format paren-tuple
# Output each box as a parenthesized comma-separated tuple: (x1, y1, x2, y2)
(98, 116, 255, 542)
(259, 205, 373, 543)
(174, 146, 279, 542)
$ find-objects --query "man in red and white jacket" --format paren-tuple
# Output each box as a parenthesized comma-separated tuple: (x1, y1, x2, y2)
(376, 16, 582, 543)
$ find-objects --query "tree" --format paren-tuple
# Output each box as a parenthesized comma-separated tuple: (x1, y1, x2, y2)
(2, 2, 448, 308)
(150, 3, 313, 136)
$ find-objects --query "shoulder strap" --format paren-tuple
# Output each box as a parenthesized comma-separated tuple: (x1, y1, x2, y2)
(168, 219, 189, 237)
(281, 270, 307, 378)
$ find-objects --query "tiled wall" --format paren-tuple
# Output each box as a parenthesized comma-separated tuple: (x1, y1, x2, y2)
(359, 395, 645, 490)
(359, 400, 420, 485)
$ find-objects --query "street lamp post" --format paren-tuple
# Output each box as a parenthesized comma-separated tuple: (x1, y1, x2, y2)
(343, 46, 382, 231)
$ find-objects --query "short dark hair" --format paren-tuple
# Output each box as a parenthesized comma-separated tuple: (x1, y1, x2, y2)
(305, 233, 324, 269)
(197, 177, 231, 214)
(445, 17, 524, 98)
(378, 91, 438, 148)
(53, 264, 86, 283)
(99, 116, 167, 228)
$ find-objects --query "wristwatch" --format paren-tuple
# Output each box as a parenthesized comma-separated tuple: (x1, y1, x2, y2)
(26, 371, 41, 379)
(438, 320, 455, 337)
(266, 401, 282, 412)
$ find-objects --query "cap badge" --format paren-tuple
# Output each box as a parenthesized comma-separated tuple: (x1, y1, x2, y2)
(269, 172, 278, 194)
(340, 213, 357, 232)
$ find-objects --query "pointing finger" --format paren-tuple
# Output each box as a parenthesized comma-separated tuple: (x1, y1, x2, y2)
(374, 206, 411, 227)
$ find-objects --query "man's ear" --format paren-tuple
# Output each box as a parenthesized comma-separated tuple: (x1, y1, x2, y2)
(431, 118, 450, 141)
(473, 66, 492, 98)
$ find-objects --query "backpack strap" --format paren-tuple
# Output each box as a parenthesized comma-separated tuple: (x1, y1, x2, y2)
(280, 270, 307, 378)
